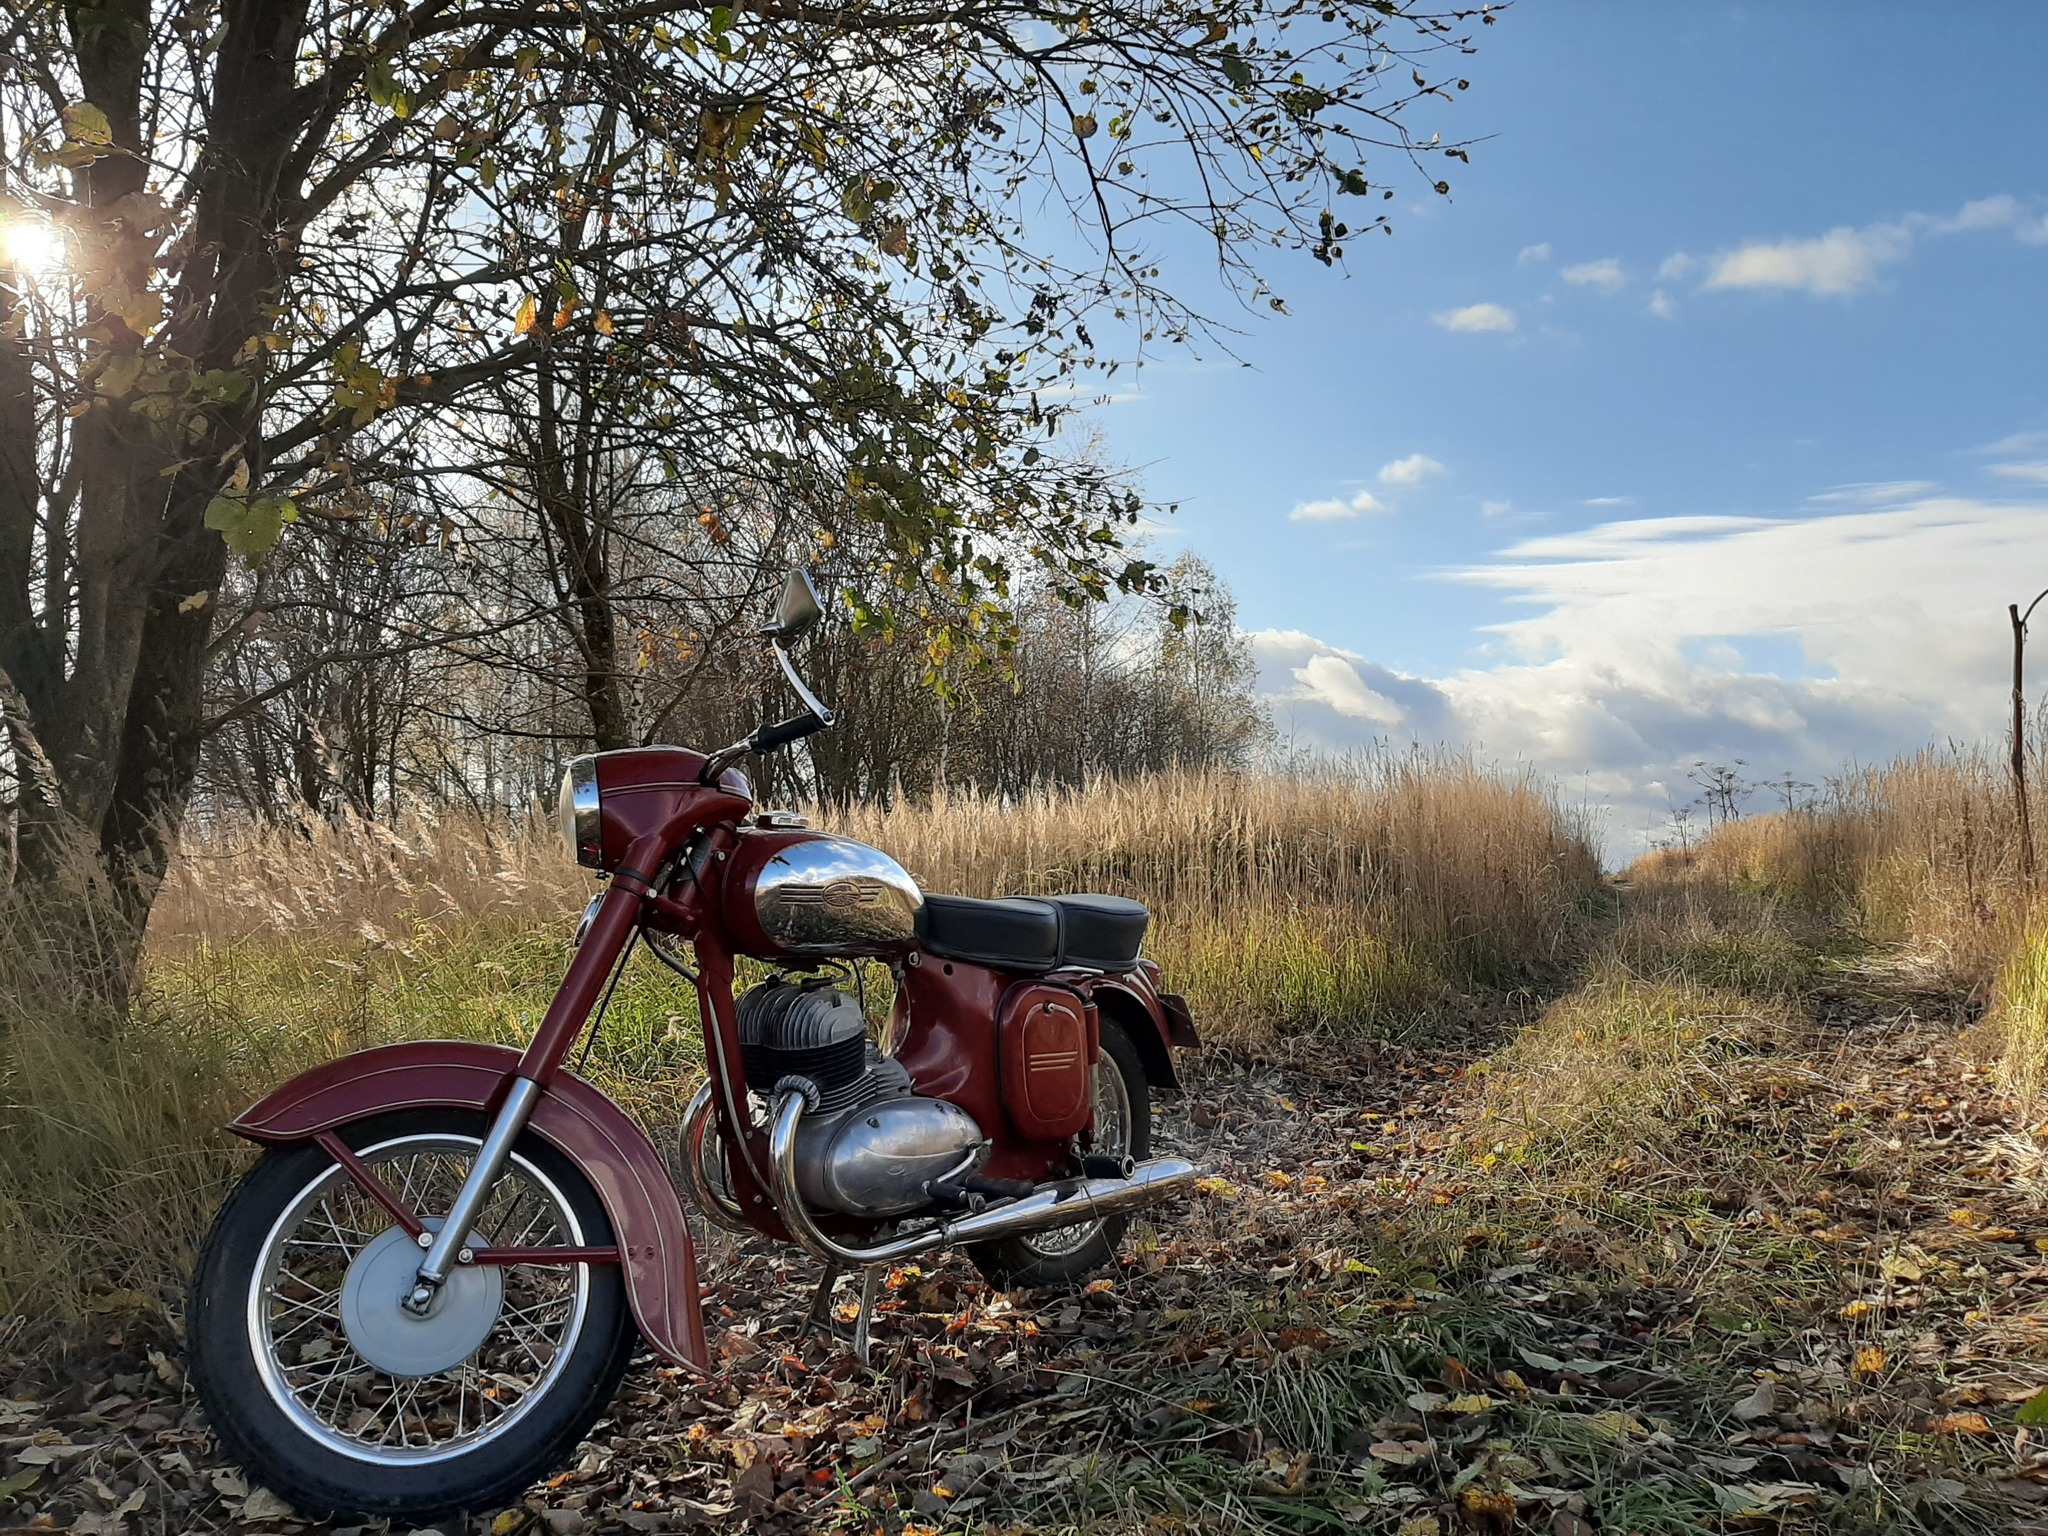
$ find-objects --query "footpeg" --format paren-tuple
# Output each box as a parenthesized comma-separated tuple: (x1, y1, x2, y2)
(964, 1173, 1037, 1201)
(1080, 1153, 1135, 1180)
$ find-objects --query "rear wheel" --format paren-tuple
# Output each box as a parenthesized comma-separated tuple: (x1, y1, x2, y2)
(969, 1018, 1151, 1289)
(187, 1109, 637, 1522)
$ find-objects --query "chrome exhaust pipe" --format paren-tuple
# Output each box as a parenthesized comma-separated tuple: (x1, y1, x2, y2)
(678, 1080, 754, 1234)
(766, 1091, 1204, 1269)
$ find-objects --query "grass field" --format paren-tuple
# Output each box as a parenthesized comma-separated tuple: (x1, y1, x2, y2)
(12, 751, 2048, 1533)
(0, 758, 1600, 1339)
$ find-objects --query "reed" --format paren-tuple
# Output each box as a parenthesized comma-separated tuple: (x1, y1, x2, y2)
(1628, 742, 2048, 1100)
(4, 758, 1601, 1337)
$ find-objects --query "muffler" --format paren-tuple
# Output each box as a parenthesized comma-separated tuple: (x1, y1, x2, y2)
(766, 1090, 1204, 1268)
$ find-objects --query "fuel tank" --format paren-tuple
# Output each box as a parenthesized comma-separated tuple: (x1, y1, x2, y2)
(722, 828, 924, 959)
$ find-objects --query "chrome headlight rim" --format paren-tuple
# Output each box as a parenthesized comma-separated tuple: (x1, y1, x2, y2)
(558, 755, 602, 869)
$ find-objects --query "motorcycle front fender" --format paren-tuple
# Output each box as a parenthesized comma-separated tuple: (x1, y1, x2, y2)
(230, 1040, 707, 1371)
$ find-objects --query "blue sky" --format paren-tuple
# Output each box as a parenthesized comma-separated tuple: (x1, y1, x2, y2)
(1087, 3, 2048, 850)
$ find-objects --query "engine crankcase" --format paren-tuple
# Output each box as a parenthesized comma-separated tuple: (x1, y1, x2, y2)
(794, 1095, 986, 1217)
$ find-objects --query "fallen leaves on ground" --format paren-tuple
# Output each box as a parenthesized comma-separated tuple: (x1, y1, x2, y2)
(13, 955, 2048, 1533)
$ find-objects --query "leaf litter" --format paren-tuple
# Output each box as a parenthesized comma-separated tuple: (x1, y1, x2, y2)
(10, 949, 2048, 1531)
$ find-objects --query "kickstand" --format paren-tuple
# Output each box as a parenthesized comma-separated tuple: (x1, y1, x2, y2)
(852, 1264, 879, 1366)
(803, 1260, 844, 1340)
(801, 1260, 881, 1365)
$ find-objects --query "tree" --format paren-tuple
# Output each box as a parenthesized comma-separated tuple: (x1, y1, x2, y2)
(0, 0, 1487, 994)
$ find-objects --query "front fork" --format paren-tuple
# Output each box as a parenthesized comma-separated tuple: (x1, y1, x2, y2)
(402, 856, 655, 1314)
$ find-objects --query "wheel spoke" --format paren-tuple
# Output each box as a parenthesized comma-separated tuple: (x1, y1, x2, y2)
(252, 1132, 592, 1463)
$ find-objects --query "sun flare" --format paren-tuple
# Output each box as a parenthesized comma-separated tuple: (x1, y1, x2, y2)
(2, 220, 65, 275)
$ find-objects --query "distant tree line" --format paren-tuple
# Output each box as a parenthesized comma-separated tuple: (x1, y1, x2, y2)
(195, 512, 1269, 823)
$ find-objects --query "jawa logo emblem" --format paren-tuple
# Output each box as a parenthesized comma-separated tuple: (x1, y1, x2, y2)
(784, 877, 889, 911)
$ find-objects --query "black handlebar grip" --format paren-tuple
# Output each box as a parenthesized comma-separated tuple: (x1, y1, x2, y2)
(750, 711, 827, 754)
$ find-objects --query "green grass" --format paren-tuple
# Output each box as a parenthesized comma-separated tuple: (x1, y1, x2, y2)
(0, 918, 708, 1339)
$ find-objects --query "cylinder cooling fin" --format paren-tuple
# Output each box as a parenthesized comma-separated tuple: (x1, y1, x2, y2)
(737, 982, 875, 1113)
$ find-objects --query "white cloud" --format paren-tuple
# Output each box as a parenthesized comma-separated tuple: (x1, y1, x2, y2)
(1994, 462, 2048, 484)
(1249, 490, 2048, 857)
(1584, 496, 1635, 508)
(1647, 289, 1676, 319)
(1434, 302, 1517, 334)
(1379, 454, 1446, 487)
(1704, 221, 1915, 296)
(1290, 489, 1389, 522)
(1658, 253, 1697, 282)
(1517, 242, 1551, 265)
(1561, 257, 1627, 293)
(1807, 480, 1939, 504)
(1482, 500, 1514, 519)
(1684, 195, 2046, 300)
(1937, 194, 2022, 233)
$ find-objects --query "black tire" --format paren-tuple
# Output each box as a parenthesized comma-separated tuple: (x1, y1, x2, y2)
(968, 1017, 1152, 1289)
(187, 1109, 638, 1522)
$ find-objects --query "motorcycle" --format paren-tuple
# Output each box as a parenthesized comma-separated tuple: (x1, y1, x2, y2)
(186, 571, 1205, 1521)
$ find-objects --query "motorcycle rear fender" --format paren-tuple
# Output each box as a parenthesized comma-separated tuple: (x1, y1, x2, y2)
(1076, 964, 1193, 1094)
(229, 1040, 707, 1371)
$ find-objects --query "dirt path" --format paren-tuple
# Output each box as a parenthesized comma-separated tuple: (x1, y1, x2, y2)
(10, 954, 2048, 1535)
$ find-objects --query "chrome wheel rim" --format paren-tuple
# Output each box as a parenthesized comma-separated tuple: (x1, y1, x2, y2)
(245, 1133, 592, 1464)
(1021, 1054, 1134, 1259)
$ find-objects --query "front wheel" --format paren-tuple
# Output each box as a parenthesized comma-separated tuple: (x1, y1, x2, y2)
(969, 1017, 1151, 1289)
(187, 1110, 637, 1522)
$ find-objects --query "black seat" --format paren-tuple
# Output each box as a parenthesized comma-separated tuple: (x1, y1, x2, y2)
(1049, 894, 1148, 972)
(917, 893, 1148, 974)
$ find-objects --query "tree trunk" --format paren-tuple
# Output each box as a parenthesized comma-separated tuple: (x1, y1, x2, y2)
(2, 0, 309, 1003)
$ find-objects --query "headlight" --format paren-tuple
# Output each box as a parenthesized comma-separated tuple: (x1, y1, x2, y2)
(557, 756, 602, 869)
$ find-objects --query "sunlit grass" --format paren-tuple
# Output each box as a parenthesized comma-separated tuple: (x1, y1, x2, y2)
(4, 760, 1602, 1339)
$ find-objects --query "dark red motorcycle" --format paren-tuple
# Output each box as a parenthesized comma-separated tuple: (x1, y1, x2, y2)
(187, 571, 1203, 1520)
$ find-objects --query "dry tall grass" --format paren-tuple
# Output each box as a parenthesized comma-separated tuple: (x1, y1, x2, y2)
(1625, 742, 2048, 1101)
(4, 758, 1600, 1339)
(1627, 745, 2032, 985)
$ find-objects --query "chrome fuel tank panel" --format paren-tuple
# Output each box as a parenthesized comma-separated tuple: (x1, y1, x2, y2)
(752, 834, 923, 954)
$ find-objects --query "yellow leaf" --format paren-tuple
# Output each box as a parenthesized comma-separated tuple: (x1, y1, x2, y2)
(64, 101, 113, 146)
(513, 294, 538, 335)
(551, 299, 577, 331)
(1585, 1410, 1646, 1443)
(1840, 1299, 1876, 1319)
(1444, 1393, 1496, 1415)
(1879, 1253, 1924, 1283)
(595, 310, 616, 335)
(1195, 1176, 1238, 1198)
(1264, 1171, 1294, 1189)
(1929, 1411, 1994, 1436)
(1853, 1347, 1886, 1376)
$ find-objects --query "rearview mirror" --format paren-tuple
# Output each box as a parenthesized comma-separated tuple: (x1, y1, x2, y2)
(765, 568, 824, 642)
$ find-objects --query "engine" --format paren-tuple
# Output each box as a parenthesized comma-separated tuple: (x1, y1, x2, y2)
(737, 980, 985, 1218)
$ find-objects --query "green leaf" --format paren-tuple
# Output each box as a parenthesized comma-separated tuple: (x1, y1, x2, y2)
(1221, 46, 1254, 91)
(0, 1466, 40, 1501)
(205, 492, 298, 564)
(95, 353, 146, 399)
(710, 5, 733, 35)
(194, 368, 251, 404)
(2018, 1388, 2048, 1426)
(1072, 113, 1098, 140)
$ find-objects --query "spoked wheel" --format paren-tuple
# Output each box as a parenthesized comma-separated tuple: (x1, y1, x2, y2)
(968, 1018, 1151, 1289)
(188, 1110, 637, 1522)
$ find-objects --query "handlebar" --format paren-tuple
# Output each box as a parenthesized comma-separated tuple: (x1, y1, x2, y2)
(752, 711, 828, 755)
